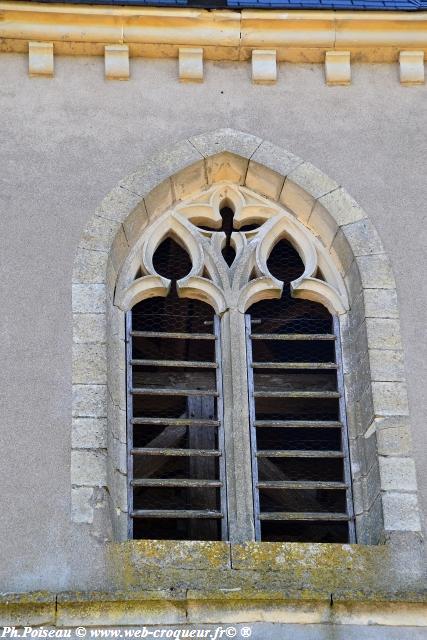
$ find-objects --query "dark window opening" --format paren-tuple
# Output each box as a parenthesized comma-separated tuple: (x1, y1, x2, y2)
(126, 235, 355, 544)
(246, 239, 355, 543)
(127, 239, 226, 541)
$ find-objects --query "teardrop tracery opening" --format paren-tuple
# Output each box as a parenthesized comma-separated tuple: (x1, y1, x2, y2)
(152, 237, 192, 281)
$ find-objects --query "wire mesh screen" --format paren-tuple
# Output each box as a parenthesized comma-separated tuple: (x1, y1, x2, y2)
(250, 240, 332, 336)
(247, 239, 353, 543)
(128, 237, 226, 541)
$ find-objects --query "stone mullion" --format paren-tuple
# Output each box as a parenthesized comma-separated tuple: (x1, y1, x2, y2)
(220, 307, 255, 543)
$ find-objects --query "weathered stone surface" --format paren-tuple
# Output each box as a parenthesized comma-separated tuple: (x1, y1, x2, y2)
(122, 199, 149, 247)
(72, 343, 107, 385)
(189, 128, 262, 160)
(343, 259, 362, 305)
(109, 466, 128, 512)
(107, 301, 126, 340)
(109, 434, 127, 475)
(72, 417, 107, 449)
(121, 139, 202, 198)
(314, 187, 366, 226)
(106, 257, 118, 300)
(366, 318, 403, 350)
(205, 151, 249, 185)
(109, 224, 130, 274)
(110, 540, 231, 573)
(382, 492, 421, 532)
(72, 384, 107, 418)
(250, 140, 302, 178)
(369, 348, 405, 381)
(107, 396, 127, 444)
(144, 178, 174, 219)
(280, 161, 338, 223)
(80, 214, 121, 253)
(72, 247, 108, 284)
(57, 596, 187, 627)
(364, 288, 399, 318)
(246, 161, 285, 201)
(342, 218, 384, 256)
(361, 493, 384, 545)
(71, 449, 107, 486)
(330, 227, 354, 275)
(96, 185, 145, 223)
(172, 160, 207, 201)
(71, 486, 94, 524)
(379, 457, 418, 492)
(356, 254, 395, 289)
(307, 200, 339, 249)
(73, 313, 106, 344)
(375, 416, 413, 456)
(72, 284, 106, 314)
(0, 593, 56, 626)
(372, 381, 409, 416)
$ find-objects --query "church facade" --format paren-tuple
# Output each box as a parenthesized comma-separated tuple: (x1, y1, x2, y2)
(0, 1, 426, 636)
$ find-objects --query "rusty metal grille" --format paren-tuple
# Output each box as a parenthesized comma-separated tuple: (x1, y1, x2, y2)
(246, 240, 356, 543)
(127, 238, 227, 541)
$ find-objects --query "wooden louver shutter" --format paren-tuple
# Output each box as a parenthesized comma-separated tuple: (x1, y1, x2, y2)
(245, 240, 355, 543)
(127, 239, 227, 541)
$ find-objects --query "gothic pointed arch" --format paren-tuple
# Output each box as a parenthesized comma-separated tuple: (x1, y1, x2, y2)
(71, 129, 421, 546)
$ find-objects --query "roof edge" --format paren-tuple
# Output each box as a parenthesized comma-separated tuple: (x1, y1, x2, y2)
(0, 2, 426, 62)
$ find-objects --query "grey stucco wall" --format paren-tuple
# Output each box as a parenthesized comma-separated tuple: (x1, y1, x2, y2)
(0, 53, 426, 592)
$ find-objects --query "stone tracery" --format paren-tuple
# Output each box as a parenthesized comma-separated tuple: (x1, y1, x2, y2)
(115, 183, 349, 316)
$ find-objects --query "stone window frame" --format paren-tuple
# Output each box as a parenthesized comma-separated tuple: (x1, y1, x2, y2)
(71, 128, 421, 547)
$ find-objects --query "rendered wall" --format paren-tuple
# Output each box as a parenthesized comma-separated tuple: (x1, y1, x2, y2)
(0, 54, 426, 593)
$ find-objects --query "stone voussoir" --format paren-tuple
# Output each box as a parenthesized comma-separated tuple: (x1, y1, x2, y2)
(280, 161, 339, 223)
(356, 254, 396, 290)
(189, 128, 262, 160)
(120, 138, 203, 199)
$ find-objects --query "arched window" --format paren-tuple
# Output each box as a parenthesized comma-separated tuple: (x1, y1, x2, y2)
(125, 198, 355, 543)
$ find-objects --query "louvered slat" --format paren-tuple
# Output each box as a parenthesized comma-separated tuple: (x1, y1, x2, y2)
(131, 387, 219, 396)
(252, 362, 338, 369)
(131, 447, 221, 457)
(132, 510, 223, 519)
(259, 512, 350, 521)
(257, 480, 347, 490)
(132, 417, 220, 427)
(251, 333, 336, 341)
(256, 450, 344, 458)
(254, 420, 342, 428)
(131, 359, 217, 368)
(131, 330, 215, 340)
(132, 479, 223, 488)
(254, 390, 340, 398)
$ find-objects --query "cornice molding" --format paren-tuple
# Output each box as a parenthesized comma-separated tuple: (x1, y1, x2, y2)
(0, 2, 427, 62)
